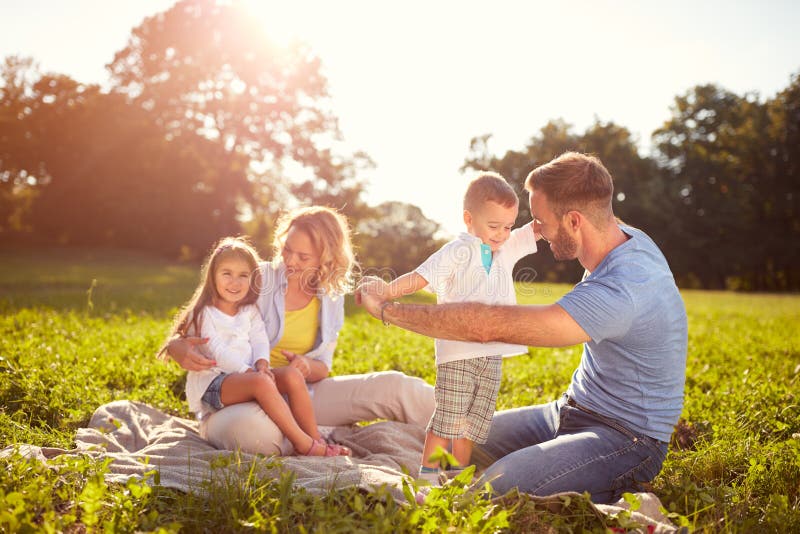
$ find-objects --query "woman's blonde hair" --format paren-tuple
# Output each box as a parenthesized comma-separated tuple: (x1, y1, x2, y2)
(158, 236, 263, 359)
(271, 206, 357, 296)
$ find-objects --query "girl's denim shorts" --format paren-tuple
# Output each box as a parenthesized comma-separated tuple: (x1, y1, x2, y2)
(200, 373, 227, 410)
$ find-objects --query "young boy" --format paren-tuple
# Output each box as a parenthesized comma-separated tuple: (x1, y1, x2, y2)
(383, 172, 540, 484)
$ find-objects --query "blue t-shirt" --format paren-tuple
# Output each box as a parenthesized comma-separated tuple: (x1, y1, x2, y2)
(557, 225, 687, 443)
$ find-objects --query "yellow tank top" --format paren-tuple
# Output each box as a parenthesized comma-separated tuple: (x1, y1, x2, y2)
(270, 297, 320, 367)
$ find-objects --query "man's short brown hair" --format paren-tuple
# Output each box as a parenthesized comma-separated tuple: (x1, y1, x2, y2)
(524, 152, 614, 223)
(463, 172, 519, 213)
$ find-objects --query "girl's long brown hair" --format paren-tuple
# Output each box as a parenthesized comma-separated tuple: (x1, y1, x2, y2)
(157, 236, 263, 360)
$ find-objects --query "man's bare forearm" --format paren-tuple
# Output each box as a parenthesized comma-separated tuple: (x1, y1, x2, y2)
(382, 301, 588, 348)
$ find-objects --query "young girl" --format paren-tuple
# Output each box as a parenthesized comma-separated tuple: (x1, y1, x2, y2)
(162, 236, 349, 457)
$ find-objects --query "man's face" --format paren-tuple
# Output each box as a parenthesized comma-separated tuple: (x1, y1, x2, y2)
(529, 190, 578, 261)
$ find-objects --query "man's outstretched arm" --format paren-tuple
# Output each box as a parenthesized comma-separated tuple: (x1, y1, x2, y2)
(357, 277, 590, 348)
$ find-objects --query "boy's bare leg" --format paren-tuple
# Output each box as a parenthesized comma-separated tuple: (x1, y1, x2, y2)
(272, 367, 321, 440)
(452, 437, 474, 468)
(220, 373, 314, 453)
(421, 431, 451, 469)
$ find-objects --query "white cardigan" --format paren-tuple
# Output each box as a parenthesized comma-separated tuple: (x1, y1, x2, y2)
(185, 304, 270, 417)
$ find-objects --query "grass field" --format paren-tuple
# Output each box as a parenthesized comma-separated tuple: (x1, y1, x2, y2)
(1, 248, 799, 532)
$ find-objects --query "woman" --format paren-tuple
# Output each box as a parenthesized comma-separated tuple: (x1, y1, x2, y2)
(167, 206, 435, 455)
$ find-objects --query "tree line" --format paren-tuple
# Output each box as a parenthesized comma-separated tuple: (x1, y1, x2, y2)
(0, 0, 445, 276)
(1, 0, 797, 290)
(463, 77, 800, 291)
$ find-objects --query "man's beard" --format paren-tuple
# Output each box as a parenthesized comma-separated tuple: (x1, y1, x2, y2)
(550, 223, 578, 261)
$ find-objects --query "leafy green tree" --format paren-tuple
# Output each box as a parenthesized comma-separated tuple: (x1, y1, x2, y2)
(355, 201, 446, 277)
(1, 0, 385, 257)
(0, 60, 247, 254)
(764, 71, 800, 289)
(106, 0, 370, 220)
(0, 56, 42, 236)
(653, 84, 771, 288)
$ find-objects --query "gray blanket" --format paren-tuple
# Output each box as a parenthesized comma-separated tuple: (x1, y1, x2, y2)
(3, 400, 677, 532)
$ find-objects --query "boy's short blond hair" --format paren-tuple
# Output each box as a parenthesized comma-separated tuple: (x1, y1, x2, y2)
(463, 172, 519, 213)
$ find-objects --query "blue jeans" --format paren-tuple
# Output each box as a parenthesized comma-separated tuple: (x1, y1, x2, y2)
(475, 394, 669, 504)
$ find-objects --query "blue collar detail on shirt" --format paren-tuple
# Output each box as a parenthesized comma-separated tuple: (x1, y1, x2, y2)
(480, 243, 493, 273)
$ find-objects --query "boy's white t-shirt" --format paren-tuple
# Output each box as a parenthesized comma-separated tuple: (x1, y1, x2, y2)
(414, 223, 537, 365)
(185, 304, 271, 417)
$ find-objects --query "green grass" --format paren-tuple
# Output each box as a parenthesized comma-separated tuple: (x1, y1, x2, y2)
(1, 248, 798, 532)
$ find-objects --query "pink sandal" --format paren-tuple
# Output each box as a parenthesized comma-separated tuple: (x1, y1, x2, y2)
(302, 438, 351, 457)
(324, 437, 352, 457)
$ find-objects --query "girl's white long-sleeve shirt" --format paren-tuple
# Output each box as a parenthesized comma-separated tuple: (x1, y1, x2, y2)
(185, 304, 271, 418)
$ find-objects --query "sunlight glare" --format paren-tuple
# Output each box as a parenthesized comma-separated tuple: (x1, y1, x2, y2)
(242, 0, 312, 47)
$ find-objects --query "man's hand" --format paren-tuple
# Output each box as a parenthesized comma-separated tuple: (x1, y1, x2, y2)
(283, 350, 312, 379)
(355, 276, 389, 318)
(167, 336, 215, 371)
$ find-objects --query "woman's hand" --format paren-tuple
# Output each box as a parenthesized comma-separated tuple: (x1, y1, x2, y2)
(254, 358, 275, 382)
(282, 350, 314, 378)
(282, 351, 330, 382)
(167, 336, 216, 371)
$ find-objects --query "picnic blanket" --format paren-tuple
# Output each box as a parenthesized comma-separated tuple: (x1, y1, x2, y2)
(3, 400, 678, 532)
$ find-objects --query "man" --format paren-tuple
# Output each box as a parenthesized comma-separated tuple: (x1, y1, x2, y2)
(357, 152, 687, 503)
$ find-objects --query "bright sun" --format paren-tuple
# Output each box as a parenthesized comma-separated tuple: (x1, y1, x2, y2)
(241, 1, 316, 47)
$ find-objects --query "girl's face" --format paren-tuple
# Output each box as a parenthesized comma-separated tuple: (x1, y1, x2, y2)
(281, 226, 321, 283)
(213, 255, 253, 307)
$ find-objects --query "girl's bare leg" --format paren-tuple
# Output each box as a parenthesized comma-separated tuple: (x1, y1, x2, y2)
(272, 366, 321, 440)
(219, 373, 314, 454)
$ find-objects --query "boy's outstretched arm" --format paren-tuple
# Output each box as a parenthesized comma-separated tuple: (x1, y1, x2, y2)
(385, 272, 429, 301)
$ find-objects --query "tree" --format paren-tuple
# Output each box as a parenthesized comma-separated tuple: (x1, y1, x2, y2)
(106, 0, 370, 220)
(355, 201, 446, 277)
(0, 56, 42, 236)
(0, 59, 248, 254)
(1, 0, 384, 257)
(653, 84, 769, 288)
(763, 71, 800, 289)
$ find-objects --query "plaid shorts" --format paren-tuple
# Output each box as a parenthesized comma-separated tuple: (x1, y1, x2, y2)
(427, 355, 502, 444)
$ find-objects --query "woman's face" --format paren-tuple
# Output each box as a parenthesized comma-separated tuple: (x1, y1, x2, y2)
(281, 226, 321, 284)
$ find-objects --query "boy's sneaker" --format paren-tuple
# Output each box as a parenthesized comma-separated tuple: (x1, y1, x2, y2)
(417, 467, 442, 486)
(442, 467, 466, 481)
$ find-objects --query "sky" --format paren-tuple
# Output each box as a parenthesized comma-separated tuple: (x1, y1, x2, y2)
(1, 0, 799, 236)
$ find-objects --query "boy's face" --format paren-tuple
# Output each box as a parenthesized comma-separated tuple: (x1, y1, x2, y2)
(464, 200, 519, 252)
